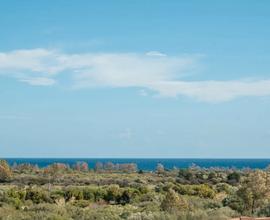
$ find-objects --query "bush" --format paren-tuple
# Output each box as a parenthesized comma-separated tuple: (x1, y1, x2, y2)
(65, 187, 84, 201)
(118, 188, 140, 205)
(227, 172, 241, 185)
(7, 188, 26, 201)
(73, 200, 90, 208)
(222, 195, 244, 214)
(174, 184, 216, 199)
(6, 197, 23, 209)
(82, 187, 96, 201)
(160, 189, 188, 213)
(26, 188, 52, 204)
(104, 185, 121, 203)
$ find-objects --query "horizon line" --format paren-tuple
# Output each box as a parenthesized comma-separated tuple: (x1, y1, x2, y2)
(3, 157, 270, 160)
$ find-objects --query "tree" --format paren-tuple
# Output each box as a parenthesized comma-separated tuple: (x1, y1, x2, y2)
(14, 163, 39, 173)
(104, 162, 115, 171)
(160, 189, 187, 213)
(80, 162, 89, 172)
(94, 162, 103, 172)
(118, 163, 137, 173)
(237, 170, 269, 214)
(156, 163, 165, 174)
(73, 161, 88, 172)
(0, 160, 12, 182)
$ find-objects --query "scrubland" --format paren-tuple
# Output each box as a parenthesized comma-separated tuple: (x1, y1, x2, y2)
(1, 160, 270, 220)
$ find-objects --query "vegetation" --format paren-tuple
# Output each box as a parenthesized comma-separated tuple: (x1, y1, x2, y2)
(1, 160, 270, 219)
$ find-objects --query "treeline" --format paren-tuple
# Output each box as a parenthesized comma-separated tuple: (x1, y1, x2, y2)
(8, 161, 138, 175)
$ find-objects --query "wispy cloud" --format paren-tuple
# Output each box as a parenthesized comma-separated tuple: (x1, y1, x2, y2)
(146, 51, 167, 57)
(0, 48, 196, 88)
(1, 48, 270, 102)
(151, 80, 270, 102)
(20, 77, 56, 86)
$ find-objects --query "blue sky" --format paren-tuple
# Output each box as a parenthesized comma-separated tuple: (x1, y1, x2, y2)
(1, 0, 270, 157)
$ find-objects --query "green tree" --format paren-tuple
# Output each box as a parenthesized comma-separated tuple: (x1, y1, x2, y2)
(237, 170, 269, 214)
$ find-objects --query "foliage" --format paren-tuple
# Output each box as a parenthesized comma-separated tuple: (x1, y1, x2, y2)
(160, 188, 188, 212)
(0, 160, 269, 219)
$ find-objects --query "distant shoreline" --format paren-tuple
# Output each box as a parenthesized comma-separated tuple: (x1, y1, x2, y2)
(3, 158, 270, 171)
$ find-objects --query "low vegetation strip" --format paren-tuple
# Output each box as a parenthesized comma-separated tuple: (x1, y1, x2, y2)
(231, 217, 270, 220)
(1, 160, 270, 219)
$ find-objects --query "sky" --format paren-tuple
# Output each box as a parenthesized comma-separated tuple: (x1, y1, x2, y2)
(0, 0, 270, 158)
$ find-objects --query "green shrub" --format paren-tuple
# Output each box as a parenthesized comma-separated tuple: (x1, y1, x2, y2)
(175, 184, 216, 199)
(73, 200, 90, 208)
(65, 187, 83, 200)
(104, 184, 121, 203)
(7, 188, 26, 201)
(6, 197, 23, 209)
(82, 187, 96, 201)
(26, 188, 52, 204)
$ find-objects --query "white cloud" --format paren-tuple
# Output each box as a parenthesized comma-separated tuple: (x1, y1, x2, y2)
(0, 49, 64, 75)
(20, 77, 56, 86)
(146, 51, 167, 57)
(0, 48, 195, 87)
(150, 80, 270, 102)
(71, 53, 194, 89)
(1, 48, 270, 102)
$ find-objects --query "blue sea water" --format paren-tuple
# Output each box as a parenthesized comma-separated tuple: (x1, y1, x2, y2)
(3, 158, 270, 171)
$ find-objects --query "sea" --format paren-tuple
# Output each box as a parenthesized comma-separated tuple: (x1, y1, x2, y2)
(3, 158, 270, 171)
